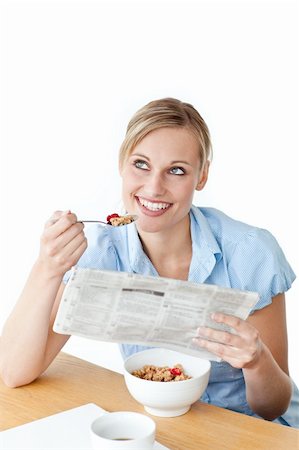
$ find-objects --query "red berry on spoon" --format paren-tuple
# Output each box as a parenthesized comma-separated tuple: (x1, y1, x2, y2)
(106, 213, 120, 224)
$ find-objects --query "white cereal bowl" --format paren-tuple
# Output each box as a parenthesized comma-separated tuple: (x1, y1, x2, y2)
(123, 348, 211, 417)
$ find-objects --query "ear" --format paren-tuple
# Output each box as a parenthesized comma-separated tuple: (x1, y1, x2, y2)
(195, 161, 210, 191)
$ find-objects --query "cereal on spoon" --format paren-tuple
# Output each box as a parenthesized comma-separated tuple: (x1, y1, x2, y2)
(107, 213, 135, 227)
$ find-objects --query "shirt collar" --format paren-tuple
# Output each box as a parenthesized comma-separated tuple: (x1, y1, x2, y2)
(127, 223, 158, 275)
(188, 205, 222, 282)
(127, 205, 222, 281)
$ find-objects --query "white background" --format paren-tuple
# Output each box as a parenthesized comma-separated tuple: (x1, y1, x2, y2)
(0, 0, 298, 383)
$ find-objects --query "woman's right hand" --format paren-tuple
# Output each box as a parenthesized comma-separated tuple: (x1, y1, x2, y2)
(38, 210, 87, 278)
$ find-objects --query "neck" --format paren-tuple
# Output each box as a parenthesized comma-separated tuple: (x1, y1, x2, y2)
(137, 215, 192, 266)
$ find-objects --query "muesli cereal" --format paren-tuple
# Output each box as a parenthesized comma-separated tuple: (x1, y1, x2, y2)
(106, 213, 135, 226)
(131, 364, 192, 382)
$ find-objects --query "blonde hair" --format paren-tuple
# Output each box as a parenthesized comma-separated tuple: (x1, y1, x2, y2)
(119, 97, 212, 170)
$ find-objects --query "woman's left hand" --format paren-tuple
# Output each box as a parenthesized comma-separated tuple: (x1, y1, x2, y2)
(194, 312, 264, 369)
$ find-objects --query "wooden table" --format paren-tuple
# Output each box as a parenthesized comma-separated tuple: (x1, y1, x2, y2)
(0, 352, 298, 450)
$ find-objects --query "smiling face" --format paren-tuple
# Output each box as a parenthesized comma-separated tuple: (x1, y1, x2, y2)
(120, 127, 209, 234)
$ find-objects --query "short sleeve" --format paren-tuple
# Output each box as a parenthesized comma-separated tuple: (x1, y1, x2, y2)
(63, 224, 118, 284)
(227, 228, 296, 311)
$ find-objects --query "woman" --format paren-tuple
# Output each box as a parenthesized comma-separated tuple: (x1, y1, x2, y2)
(0, 98, 298, 427)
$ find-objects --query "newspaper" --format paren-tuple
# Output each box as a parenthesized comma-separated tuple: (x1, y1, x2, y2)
(53, 267, 259, 361)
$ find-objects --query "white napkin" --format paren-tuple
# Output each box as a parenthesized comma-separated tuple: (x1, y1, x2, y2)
(1, 403, 169, 450)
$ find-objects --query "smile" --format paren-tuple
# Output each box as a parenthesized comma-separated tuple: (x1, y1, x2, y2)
(136, 196, 171, 212)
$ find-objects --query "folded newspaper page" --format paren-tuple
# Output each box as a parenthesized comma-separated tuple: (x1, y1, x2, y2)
(53, 267, 259, 361)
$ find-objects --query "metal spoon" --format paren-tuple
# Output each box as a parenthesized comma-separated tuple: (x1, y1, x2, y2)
(77, 214, 138, 225)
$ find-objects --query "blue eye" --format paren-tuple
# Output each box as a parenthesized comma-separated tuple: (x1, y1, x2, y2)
(170, 167, 185, 175)
(134, 160, 149, 170)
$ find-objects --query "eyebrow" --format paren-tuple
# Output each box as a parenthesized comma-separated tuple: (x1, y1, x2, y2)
(131, 153, 193, 167)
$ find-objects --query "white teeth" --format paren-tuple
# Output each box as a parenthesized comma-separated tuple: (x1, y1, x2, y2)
(138, 197, 170, 211)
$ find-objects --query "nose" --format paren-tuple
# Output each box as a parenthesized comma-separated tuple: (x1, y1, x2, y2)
(144, 171, 166, 197)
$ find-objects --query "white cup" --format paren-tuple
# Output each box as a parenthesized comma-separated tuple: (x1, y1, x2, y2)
(90, 411, 156, 449)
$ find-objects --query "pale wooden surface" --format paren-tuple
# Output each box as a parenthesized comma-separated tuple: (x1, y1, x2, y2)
(0, 352, 298, 450)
